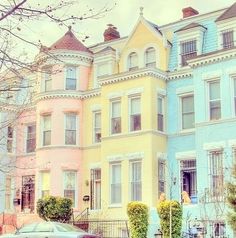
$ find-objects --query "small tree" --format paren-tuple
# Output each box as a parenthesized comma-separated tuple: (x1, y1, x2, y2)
(157, 200, 182, 238)
(227, 164, 236, 232)
(37, 195, 73, 223)
(127, 202, 149, 238)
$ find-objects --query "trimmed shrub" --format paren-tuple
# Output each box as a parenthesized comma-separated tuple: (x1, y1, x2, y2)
(37, 195, 73, 222)
(127, 201, 149, 238)
(157, 200, 182, 238)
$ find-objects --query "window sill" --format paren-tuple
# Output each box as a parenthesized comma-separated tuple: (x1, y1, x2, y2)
(179, 128, 195, 134)
(108, 204, 122, 208)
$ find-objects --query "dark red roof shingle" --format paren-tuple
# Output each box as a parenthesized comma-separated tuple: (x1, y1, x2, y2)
(49, 26, 91, 53)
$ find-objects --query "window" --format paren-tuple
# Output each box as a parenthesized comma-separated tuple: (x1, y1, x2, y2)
(97, 63, 109, 77)
(94, 111, 101, 143)
(111, 100, 121, 134)
(209, 81, 221, 120)
(180, 40, 197, 66)
(180, 160, 197, 202)
(64, 171, 76, 207)
(128, 52, 138, 71)
(233, 78, 236, 115)
(90, 169, 101, 210)
(65, 113, 77, 145)
(66, 66, 77, 90)
(212, 221, 225, 238)
(130, 97, 141, 131)
(157, 96, 164, 131)
(209, 150, 224, 197)
(110, 163, 121, 204)
(145, 47, 156, 67)
(44, 72, 52, 92)
(158, 160, 165, 197)
(41, 171, 50, 198)
(7, 126, 13, 153)
(5, 176, 12, 210)
(182, 95, 195, 129)
(130, 161, 142, 201)
(26, 124, 36, 153)
(222, 30, 234, 49)
(42, 115, 51, 146)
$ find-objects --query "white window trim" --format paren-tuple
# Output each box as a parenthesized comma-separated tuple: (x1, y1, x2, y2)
(64, 113, 78, 146)
(230, 75, 236, 117)
(206, 79, 221, 121)
(128, 94, 141, 132)
(157, 95, 165, 132)
(63, 170, 78, 209)
(110, 162, 122, 205)
(129, 160, 142, 201)
(25, 123, 36, 153)
(216, 20, 236, 50)
(64, 66, 79, 90)
(40, 170, 50, 198)
(110, 99, 121, 135)
(93, 111, 101, 143)
(176, 28, 205, 69)
(123, 48, 141, 71)
(178, 92, 195, 131)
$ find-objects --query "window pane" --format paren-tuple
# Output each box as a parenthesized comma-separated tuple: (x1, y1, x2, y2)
(131, 98, 140, 114)
(131, 161, 142, 201)
(43, 131, 51, 146)
(130, 115, 141, 131)
(112, 117, 121, 134)
(66, 114, 76, 130)
(128, 52, 138, 70)
(145, 47, 156, 66)
(27, 125, 36, 153)
(182, 96, 194, 129)
(209, 81, 220, 100)
(210, 101, 221, 120)
(222, 31, 234, 49)
(94, 112, 101, 143)
(66, 67, 76, 90)
(44, 115, 51, 130)
(112, 101, 121, 117)
(182, 96, 194, 113)
(64, 171, 76, 206)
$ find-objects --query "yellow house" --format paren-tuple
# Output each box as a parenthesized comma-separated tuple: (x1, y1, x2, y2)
(81, 9, 170, 223)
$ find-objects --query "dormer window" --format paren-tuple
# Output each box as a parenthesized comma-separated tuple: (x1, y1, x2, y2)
(145, 47, 156, 67)
(180, 40, 197, 66)
(128, 52, 138, 71)
(222, 30, 234, 49)
(66, 66, 77, 90)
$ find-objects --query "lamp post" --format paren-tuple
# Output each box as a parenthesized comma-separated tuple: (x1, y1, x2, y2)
(154, 229, 163, 238)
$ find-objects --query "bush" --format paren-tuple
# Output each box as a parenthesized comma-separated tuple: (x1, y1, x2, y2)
(127, 201, 149, 238)
(37, 195, 73, 222)
(157, 200, 182, 238)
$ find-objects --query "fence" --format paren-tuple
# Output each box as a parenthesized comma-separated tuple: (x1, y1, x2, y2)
(73, 219, 129, 238)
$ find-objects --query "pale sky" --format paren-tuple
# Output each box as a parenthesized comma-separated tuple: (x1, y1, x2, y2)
(12, 0, 236, 55)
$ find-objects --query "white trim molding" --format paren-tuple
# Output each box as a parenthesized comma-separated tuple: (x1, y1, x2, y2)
(203, 141, 226, 150)
(107, 154, 123, 162)
(175, 150, 196, 160)
(125, 152, 144, 160)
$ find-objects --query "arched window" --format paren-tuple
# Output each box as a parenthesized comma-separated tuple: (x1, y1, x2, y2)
(128, 52, 138, 71)
(145, 47, 156, 67)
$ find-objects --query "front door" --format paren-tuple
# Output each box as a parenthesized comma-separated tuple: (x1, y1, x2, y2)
(21, 175, 35, 212)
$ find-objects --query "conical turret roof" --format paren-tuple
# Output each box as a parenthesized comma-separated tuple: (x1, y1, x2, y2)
(49, 26, 91, 53)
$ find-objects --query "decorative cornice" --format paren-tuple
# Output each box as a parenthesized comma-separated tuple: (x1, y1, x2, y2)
(188, 47, 236, 68)
(34, 89, 101, 102)
(36, 50, 93, 66)
(99, 67, 167, 85)
(167, 69, 193, 80)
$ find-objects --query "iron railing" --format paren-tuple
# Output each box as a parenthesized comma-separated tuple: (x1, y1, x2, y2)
(73, 219, 129, 238)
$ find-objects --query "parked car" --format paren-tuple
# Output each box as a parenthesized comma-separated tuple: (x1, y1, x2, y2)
(0, 221, 99, 238)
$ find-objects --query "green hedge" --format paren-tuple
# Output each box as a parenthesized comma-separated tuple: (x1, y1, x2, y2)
(37, 195, 73, 222)
(127, 202, 149, 238)
(157, 200, 182, 238)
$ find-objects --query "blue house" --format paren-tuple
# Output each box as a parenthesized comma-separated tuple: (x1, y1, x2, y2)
(160, 3, 236, 237)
